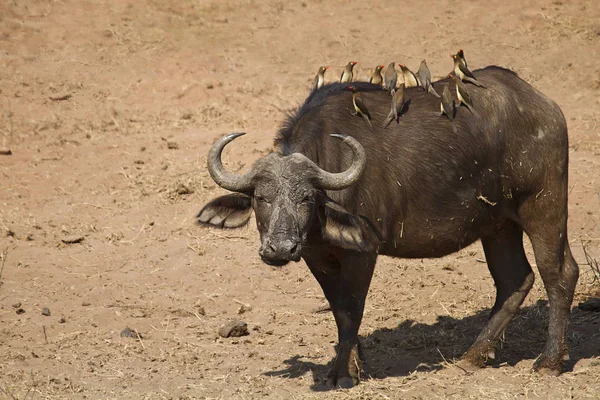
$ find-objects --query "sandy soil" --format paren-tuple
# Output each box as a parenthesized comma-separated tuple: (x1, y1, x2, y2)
(1, 0, 600, 398)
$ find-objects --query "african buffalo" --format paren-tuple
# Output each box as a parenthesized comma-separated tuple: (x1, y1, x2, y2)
(197, 66, 578, 388)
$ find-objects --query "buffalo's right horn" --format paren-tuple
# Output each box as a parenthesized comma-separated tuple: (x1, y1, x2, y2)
(315, 134, 367, 190)
(207, 132, 254, 192)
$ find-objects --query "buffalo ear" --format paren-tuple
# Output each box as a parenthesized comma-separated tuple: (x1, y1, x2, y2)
(320, 200, 381, 253)
(196, 193, 253, 228)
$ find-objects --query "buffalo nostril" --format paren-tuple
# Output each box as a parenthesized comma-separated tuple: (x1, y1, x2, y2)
(269, 243, 277, 252)
(289, 243, 298, 255)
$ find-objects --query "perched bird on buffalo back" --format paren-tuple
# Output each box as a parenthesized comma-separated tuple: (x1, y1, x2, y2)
(340, 61, 357, 83)
(382, 83, 406, 129)
(384, 62, 398, 95)
(399, 64, 419, 88)
(450, 73, 477, 115)
(312, 66, 329, 92)
(451, 51, 486, 88)
(348, 86, 372, 127)
(416, 59, 441, 98)
(370, 65, 384, 86)
(440, 83, 457, 133)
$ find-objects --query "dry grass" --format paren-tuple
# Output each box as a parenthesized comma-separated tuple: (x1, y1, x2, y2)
(582, 242, 600, 286)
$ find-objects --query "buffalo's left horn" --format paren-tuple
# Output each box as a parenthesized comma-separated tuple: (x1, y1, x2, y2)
(315, 134, 367, 190)
(207, 132, 255, 192)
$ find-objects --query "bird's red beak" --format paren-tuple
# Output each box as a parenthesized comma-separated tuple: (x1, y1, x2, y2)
(352, 61, 357, 65)
(325, 66, 330, 70)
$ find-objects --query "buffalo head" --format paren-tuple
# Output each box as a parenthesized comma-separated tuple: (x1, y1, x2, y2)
(197, 133, 378, 266)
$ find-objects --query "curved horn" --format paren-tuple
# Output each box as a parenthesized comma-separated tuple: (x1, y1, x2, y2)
(316, 134, 367, 190)
(207, 132, 254, 192)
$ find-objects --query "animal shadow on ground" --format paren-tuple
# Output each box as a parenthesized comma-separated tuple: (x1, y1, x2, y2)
(264, 300, 600, 391)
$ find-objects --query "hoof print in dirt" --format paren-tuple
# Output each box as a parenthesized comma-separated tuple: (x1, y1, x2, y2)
(41, 307, 51, 316)
(120, 327, 142, 339)
(578, 298, 600, 312)
(218, 319, 249, 338)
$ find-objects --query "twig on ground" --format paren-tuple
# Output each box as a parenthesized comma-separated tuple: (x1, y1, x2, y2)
(582, 241, 600, 284)
(0, 384, 18, 400)
(49, 93, 72, 101)
(0, 246, 9, 287)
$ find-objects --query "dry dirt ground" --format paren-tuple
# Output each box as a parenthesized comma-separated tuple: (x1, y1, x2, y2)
(1, 0, 600, 399)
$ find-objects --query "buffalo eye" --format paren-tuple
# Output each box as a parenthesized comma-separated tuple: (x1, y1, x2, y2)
(255, 195, 271, 205)
(299, 193, 314, 205)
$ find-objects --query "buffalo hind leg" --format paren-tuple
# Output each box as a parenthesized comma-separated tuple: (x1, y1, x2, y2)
(520, 195, 578, 374)
(530, 241, 578, 373)
(304, 250, 376, 389)
(461, 220, 534, 368)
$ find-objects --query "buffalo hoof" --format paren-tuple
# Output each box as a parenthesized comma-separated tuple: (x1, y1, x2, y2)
(534, 366, 561, 377)
(533, 355, 563, 376)
(325, 376, 357, 390)
(453, 358, 482, 374)
(457, 348, 488, 370)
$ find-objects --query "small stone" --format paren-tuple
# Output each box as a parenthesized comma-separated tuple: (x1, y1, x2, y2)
(41, 307, 51, 316)
(120, 327, 142, 339)
(197, 306, 206, 316)
(167, 141, 179, 150)
(16, 308, 25, 315)
(59, 317, 66, 323)
(82, 301, 91, 306)
(218, 319, 249, 338)
(237, 304, 252, 314)
(206, 83, 214, 89)
(175, 183, 193, 195)
(12, 302, 21, 308)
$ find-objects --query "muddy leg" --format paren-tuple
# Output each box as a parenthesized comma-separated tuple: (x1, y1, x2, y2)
(528, 232, 578, 373)
(304, 250, 376, 389)
(520, 191, 579, 373)
(461, 220, 534, 368)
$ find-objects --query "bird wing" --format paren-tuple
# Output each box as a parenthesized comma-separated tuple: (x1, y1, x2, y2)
(354, 94, 371, 118)
(459, 63, 477, 80)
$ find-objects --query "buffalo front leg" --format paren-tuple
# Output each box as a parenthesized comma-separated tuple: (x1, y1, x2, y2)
(304, 250, 377, 389)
